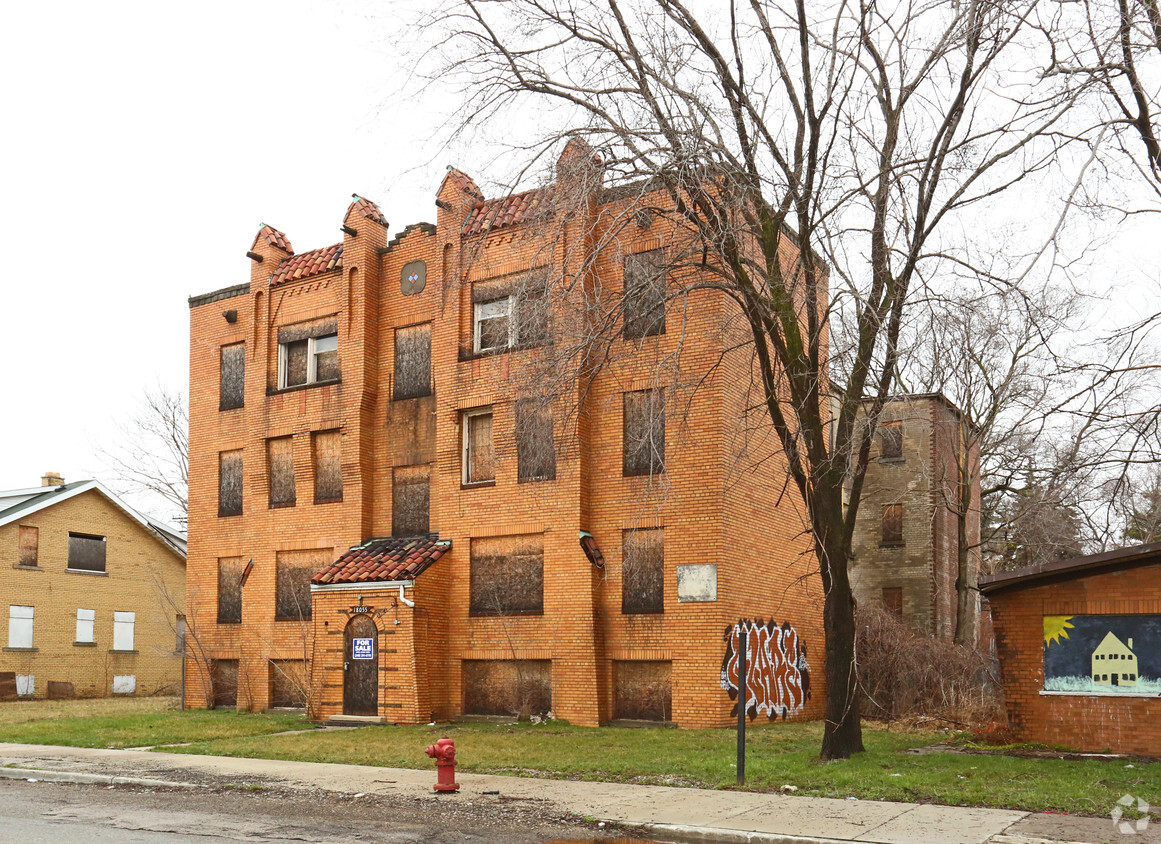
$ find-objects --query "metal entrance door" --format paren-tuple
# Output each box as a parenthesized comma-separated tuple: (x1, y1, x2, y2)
(343, 615, 379, 716)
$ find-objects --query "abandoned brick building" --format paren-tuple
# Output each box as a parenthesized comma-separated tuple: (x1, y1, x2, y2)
(849, 394, 984, 644)
(186, 141, 825, 727)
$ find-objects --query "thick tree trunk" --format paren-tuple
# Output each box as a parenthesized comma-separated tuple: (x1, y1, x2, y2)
(953, 508, 977, 646)
(820, 541, 865, 760)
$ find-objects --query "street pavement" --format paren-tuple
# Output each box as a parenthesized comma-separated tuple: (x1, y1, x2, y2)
(0, 741, 1151, 843)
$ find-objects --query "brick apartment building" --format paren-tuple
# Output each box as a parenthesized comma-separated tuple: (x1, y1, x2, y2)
(849, 394, 984, 644)
(186, 141, 825, 727)
(0, 474, 187, 698)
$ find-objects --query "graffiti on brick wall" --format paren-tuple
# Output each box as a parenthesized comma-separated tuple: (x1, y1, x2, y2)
(1043, 614, 1161, 694)
(720, 619, 811, 720)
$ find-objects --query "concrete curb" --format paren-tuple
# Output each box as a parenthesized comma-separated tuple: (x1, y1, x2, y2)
(0, 767, 200, 789)
(627, 823, 850, 844)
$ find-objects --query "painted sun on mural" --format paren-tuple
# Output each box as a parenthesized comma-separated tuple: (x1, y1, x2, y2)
(1042, 614, 1161, 694)
(720, 619, 811, 720)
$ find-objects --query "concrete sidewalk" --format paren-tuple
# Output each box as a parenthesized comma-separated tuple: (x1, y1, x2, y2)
(0, 742, 1141, 844)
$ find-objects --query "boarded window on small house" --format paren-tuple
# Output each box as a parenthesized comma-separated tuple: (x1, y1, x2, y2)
(880, 421, 903, 460)
(269, 659, 307, 708)
(470, 535, 544, 616)
(882, 586, 904, 619)
(513, 269, 550, 347)
(463, 409, 495, 484)
(463, 659, 552, 718)
(623, 389, 665, 476)
(613, 660, 672, 721)
(392, 465, 430, 537)
(219, 343, 245, 410)
(267, 437, 296, 507)
(393, 323, 432, 400)
(622, 528, 664, 614)
(67, 533, 106, 572)
(211, 659, 238, 708)
(623, 249, 666, 339)
(516, 399, 556, 482)
(312, 430, 343, 503)
(17, 526, 38, 567)
(882, 503, 904, 545)
(219, 450, 243, 516)
(276, 549, 326, 621)
(217, 557, 244, 624)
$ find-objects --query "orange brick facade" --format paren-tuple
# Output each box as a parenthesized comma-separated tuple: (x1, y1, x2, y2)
(985, 551, 1161, 755)
(187, 145, 826, 727)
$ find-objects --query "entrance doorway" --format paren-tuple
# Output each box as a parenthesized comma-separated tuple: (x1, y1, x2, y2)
(343, 615, 379, 716)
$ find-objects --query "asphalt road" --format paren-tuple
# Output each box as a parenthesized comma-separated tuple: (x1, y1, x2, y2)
(0, 779, 641, 843)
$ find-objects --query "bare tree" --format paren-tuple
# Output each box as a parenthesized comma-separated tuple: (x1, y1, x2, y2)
(419, 0, 1082, 758)
(99, 384, 189, 529)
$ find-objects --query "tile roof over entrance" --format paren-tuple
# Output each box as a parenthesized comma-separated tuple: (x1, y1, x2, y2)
(271, 243, 343, 286)
(312, 535, 452, 585)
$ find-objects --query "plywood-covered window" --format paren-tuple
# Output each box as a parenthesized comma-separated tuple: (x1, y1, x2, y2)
(217, 557, 244, 624)
(470, 535, 544, 616)
(276, 549, 326, 621)
(269, 660, 307, 708)
(513, 270, 550, 347)
(516, 399, 555, 482)
(392, 465, 430, 537)
(17, 526, 37, 567)
(393, 323, 432, 400)
(219, 342, 245, 410)
(463, 659, 552, 718)
(7, 606, 33, 649)
(471, 270, 550, 354)
(312, 430, 343, 503)
(277, 319, 339, 389)
(882, 586, 904, 619)
(112, 611, 135, 651)
(622, 528, 664, 614)
(75, 609, 95, 644)
(211, 659, 238, 708)
(218, 450, 243, 517)
(613, 660, 672, 721)
(267, 436, 296, 508)
(623, 249, 666, 339)
(880, 421, 903, 460)
(462, 409, 495, 485)
(67, 533, 106, 572)
(623, 389, 665, 476)
(881, 503, 904, 545)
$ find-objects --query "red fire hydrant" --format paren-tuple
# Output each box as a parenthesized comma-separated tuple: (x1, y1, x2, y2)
(425, 737, 460, 792)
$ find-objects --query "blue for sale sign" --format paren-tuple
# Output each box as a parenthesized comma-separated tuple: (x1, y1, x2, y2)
(352, 638, 374, 659)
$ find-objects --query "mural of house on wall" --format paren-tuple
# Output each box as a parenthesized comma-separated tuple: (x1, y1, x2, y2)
(1043, 614, 1161, 694)
(720, 619, 811, 720)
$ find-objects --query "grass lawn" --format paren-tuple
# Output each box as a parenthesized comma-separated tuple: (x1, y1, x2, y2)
(0, 699, 1154, 816)
(0, 697, 309, 748)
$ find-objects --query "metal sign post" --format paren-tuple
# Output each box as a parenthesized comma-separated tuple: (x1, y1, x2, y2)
(737, 624, 746, 786)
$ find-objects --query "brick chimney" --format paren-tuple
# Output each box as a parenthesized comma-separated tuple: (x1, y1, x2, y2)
(41, 471, 64, 487)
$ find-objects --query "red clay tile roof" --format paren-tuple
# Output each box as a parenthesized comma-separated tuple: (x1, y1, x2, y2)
(462, 187, 554, 236)
(256, 224, 293, 253)
(312, 536, 452, 585)
(271, 243, 343, 286)
(440, 167, 484, 200)
(350, 195, 388, 227)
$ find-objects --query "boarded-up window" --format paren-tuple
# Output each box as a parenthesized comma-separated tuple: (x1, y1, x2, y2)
(312, 430, 343, 503)
(211, 659, 238, 708)
(219, 450, 243, 517)
(613, 661, 672, 721)
(278, 319, 339, 388)
(219, 343, 245, 410)
(269, 660, 307, 708)
(623, 389, 665, 476)
(7, 606, 33, 649)
(392, 465, 430, 537)
(622, 528, 664, 614)
(623, 250, 666, 339)
(276, 549, 326, 621)
(267, 436, 296, 507)
(880, 421, 903, 460)
(113, 611, 135, 651)
(17, 526, 37, 567)
(516, 400, 556, 482)
(513, 270, 550, 347)
(882, 503, 903, 545)
(473, 297, 511, 353)
(75, 608, 95, 643)
(470, 535, 544, 616)
(463, 409, 495, 484)
(882, 586, 904, 619)
(67, 533, 106, 572)
(217, 557, 244, 624)
(463, 660, 552, 718)
(393, 323, 432, 400)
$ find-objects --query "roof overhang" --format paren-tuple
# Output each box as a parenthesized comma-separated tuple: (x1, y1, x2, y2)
(311, 579, 415, 592)
(980, 541, 1161, 596)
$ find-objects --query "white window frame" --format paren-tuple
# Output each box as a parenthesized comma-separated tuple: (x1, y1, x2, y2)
(113, 611, 135, 651)
(473, 297, 512, 354)
(278, 333, 338, 389)
(461, 408, 494, 485)
(8, 605, 33, 649)
(76, 608, 95, 644)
